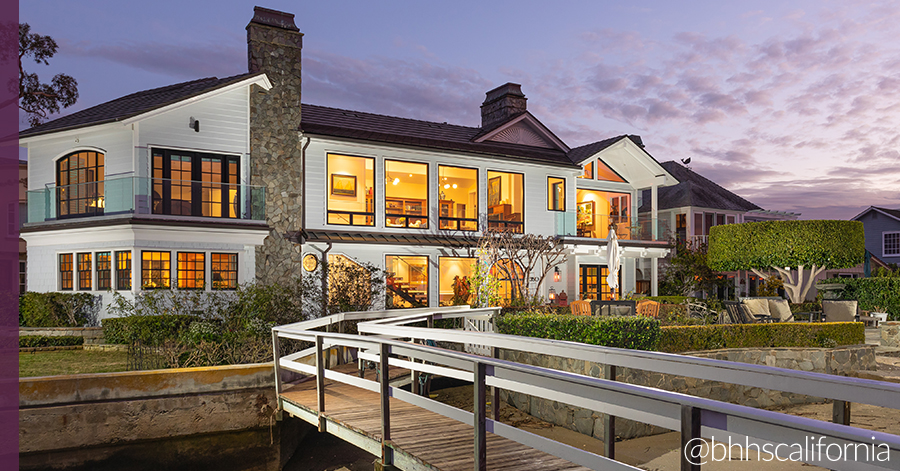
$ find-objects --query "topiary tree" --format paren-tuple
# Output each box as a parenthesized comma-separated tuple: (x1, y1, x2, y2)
(707, 220, 865, 303)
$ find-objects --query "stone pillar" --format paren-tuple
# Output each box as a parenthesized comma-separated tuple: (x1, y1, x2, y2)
(247, 7, 305, 285)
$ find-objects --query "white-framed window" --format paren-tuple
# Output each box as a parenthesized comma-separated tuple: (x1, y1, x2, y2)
(884, 231, 900, 256)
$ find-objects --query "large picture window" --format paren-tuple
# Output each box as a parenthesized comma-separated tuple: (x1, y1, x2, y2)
(141, 251, 171, 289)
(212, 253, 238, 290)
(439, 257, 475, 306)
(575, 189, 630, 239)
(177, 252, 205, 289)
(57, 151, 104, 218)
(327, 154, 375, 226)
(385, 160, 428, 229)
(116, 251, 132, 290)
(438, 166, 477, 231)
(152, 149, 240, 218)
(487, 171, 524, 233)
(386, 255, 428, 308)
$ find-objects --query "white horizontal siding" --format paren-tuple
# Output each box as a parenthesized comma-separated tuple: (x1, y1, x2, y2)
(26, 127, 134, 190)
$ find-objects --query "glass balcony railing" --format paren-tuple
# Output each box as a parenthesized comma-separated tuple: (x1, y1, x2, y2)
(27, 176, 266, 223)
(554, 211, 670, 242)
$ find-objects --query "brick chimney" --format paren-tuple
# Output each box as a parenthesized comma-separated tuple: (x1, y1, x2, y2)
(247, 6, 304, 285)
(480, 83, 527, 128)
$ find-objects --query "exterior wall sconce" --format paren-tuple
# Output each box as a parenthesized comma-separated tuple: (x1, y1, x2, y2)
(189, 117, 200, 132)
(554, 266, 560, 283)
(548, 287, 556, 302)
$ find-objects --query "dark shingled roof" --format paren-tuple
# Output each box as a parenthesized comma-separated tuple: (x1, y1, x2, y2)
(566, 135, 630, 164)
(19, 72, 264, 138)
(874, 207, 900, 220)
(300, 104, 580, 168)
(638, 161, 762, 213)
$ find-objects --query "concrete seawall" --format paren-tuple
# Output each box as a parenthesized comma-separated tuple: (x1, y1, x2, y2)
(19, 363, 310, 471)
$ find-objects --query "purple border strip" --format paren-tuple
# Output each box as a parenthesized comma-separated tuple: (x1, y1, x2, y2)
(1, 1, 21, 469)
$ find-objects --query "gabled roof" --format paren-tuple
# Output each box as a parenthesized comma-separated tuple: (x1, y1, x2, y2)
(19, 72, 267, 138)
(851, 206, 900, 223)
(471, 111, 570, 152)
(638, 161, 761, 212)
(566, 135, 630, 164)
(300, 104, 579, 168)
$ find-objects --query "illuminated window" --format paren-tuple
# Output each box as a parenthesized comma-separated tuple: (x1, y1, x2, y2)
(491, 259, 524, 305)
(487, 171, 524, 233)
(59, 253, 73, 290)
(152, 149, 240, 218)
(385, 160, 429, 229)
(438, 165, 477, 231)
(177, 252, 205, 289)
(116, 251, 132, 290)
(577, 162, 593, 179)
(56, 151, 104, 218)
(386, 255, 428, 308)
(547, 177, 565, 211)
(327, 154, 375, 226)
(579, 265, 619, 301)
(77, 253, 92, 291)
(575, 189, 630, 239)
(212, 253, 238, 290)
(439, 257, 475, 306)
(96, 252, 111, 290)
(141, 251, 170, 289)
(595, 159, 626, 182)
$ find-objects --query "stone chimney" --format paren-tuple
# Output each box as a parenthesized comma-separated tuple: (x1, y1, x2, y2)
(247, 6, 304, 285)
(480, 83, 527, 128)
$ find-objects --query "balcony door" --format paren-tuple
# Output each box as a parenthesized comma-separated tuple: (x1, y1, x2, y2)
(152, 149, 240, 218)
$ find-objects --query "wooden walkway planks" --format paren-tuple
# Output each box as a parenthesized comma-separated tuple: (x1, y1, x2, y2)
(280, 364, 590, 471)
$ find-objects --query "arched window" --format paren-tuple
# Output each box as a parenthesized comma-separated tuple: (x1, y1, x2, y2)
(57, 151, 104, 218)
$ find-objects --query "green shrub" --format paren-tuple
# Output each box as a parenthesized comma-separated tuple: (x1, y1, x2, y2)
(634, 296, 694, 305)
(658, 322, 864, 353)
(19, 292, 100, 327)
(826, 277, 900, 320)
(102, 315, 197, 345)
(495, 313, 660, 351)
(19, 335, 84, 348)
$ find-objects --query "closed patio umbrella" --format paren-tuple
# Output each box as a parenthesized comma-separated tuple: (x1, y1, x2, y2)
(606, 227, 620, 300)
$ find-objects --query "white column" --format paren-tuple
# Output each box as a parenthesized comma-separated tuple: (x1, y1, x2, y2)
(651, 257, 658, 296)
(651, 184, 659, 241)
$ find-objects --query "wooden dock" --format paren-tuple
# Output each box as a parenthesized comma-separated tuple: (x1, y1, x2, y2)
(279, 363, 590, 471)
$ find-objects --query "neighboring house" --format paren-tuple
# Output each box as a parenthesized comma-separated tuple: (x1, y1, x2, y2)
(638, 161, 799, 297)
(19, 160, 27, 294)
(18, 7, 678, 317)
(19, 72, 273, 314)
(852, 206, 900, 264)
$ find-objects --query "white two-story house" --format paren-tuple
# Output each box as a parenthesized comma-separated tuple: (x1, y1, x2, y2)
(19, 73, 273, 313)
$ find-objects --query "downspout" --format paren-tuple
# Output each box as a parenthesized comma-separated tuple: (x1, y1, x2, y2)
(300, 135, 311, 232)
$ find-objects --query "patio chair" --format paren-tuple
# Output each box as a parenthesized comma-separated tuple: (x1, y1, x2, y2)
(723, 301, 759, 324)
(636, 300, 660, 318)
(822, 300, 858, 323)
(570, 300, 591, 316)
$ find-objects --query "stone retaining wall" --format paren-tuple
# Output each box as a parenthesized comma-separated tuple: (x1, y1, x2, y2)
(882, 321, 900, 348)
(500, 344, 876, 442)
(19, 327, 104, 345)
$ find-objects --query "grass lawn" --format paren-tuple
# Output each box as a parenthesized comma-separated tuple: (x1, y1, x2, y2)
(19, 349, 130, 378)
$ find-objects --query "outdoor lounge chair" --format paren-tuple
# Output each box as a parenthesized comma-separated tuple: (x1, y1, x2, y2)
(723, 301, 763, 324)
(570, 300, 591, 316)
(822, 300, 863, 323)
(636, 300, 660, 318)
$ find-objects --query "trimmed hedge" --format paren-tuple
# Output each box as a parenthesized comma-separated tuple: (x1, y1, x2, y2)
(19, 335, 84, 348)
(634, 296, 694, 305)
(19, 292, 99, 327)
(708, 220, 865, 271)
(495, 313, 660, 351)
(825, 277, 900, 319)
(658, 322, 864, 353)
(102, 315, 197, 345)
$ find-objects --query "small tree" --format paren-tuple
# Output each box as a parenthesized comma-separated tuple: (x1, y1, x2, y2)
(708, 220, 865, 303)
(478, 228, 567, 306)
(18, 23, 78, 126)
(659, 240, 727, 297)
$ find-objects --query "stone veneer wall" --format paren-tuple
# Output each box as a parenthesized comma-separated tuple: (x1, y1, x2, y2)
(247, 8, 305, 285)
(19, 327, 104, 345)
(500, 345, 877, 442)
(882, 321, 900, 348)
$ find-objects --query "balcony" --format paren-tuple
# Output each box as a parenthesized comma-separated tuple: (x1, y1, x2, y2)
(554, 211, 670, 242)
(27, 176, 266, 224)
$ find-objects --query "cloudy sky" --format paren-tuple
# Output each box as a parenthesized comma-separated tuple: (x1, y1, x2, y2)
(19, 0, 900, 219)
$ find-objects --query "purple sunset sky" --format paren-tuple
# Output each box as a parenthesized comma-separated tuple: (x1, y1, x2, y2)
(19, 0, 900, 219)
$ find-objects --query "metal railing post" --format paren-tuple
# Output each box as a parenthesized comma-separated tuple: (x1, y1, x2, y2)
(380, 342, 393, 466)
(411, 339, 420, 396)
(603, 364, 616, 459)
(474, 361, 487, 471)
(316, 335, 326, 432)
(680, 405, 701, 471)
(271, 330, 283, 420)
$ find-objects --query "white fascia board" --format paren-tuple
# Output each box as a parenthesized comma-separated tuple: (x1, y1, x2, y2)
(22, 223, 269, 247)
(18, 122, 123, 146)
(851, 206, 900, 223)
(606, 139, 677, 187)
(473, 113, 570, 152)
(120, 74, 272, 126)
